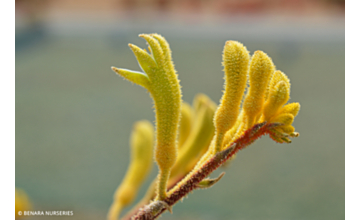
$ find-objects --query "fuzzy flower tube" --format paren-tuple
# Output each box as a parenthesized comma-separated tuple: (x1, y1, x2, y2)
(108, 121, 154, 220)
(112, 34, 182, 203)
(109, 34, 300, 220)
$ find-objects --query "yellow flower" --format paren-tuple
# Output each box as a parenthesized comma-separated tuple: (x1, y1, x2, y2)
(213, 41, 250, 153)
(171, 94, 216, 176)
(243, 50, 275, 129)
(178, 102, 194, 148)
(111, 34, 300, 219)
(217, 49, 299, 149)
(107, 120, 154, 220)
(262, 71, 290, 120)
(112, 34, 182, 201)
(261, 71, 300, 142)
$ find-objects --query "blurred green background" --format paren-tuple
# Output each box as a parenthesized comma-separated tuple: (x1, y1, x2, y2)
(16, 1, 344, 219)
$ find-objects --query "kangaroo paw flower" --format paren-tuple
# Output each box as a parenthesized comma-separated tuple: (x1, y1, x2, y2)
(243, 51, 275, 128)
(112, 34, 182, 201)
(107, 120, 154, 220)
(111, 34, 301, 220)
(213, 41, 250, 153)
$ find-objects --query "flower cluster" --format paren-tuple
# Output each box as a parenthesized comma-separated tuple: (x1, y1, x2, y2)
(109, 34, 300, 220)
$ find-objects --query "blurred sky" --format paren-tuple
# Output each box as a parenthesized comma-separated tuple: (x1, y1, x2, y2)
(15, 1, 344, 220)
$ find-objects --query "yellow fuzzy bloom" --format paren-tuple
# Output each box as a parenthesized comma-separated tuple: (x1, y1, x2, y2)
(259, 70, 299, 140)
(278, 125, 295, 134)
(178, 102, 194, 148)
(279, 102, 300, 117)
(171, 94, 216, 176)
(111, 36, 301, 219)
(124, 94, 216, 214)
(15, 188, 31, 219)
(221, 111, 244, 150)
(262, 81, 290, 121)
(112, 34, 182, 200)
(271, 103, 300, 137)
(107, 120, 154, 220)
(213, 41, 249, 153)
(265, 70, 290, 100)
(271, 113, 294, 126)
(243, 50, 275, 128)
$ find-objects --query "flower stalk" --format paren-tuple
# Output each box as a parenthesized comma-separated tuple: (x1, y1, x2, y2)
(110, 34, 300, 220)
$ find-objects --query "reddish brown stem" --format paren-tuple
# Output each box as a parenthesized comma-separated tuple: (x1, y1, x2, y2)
(132, 122, 275, 220)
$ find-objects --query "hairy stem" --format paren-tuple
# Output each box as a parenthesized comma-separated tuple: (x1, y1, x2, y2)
(132, 122, 275, 220)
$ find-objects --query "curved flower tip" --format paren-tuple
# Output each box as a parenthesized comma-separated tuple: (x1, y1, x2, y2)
(114, 34, 182, 201)
(267, 106, 300, 143)
(243, 50, 275, 128)
(111, 36, 301, 220)
(111, 66, 151, 90)
(252, 68, 300, 143)
(213, 40, 249, 153)
(263, 81, 290, 121)
(128, 43, 157, 75)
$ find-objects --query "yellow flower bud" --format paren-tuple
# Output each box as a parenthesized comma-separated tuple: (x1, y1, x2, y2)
(130, 121, 155, 165)
(221, 112, 243, 150)
(243, 50, 275, 128)
(270, 113, 294, 126)
(171, 95, 216, 176)
(150, 34, 174, 70)
(178, 102, 194, 148)
(213, 41, 249, 152)
(265, 70, 290, 100)
(278, 125, 295, 134)
(275, 103, 300, 136)
(108, 120, 154, 220)
(112, 34, 182, 200)
(279, 102, 300, 117)
(262, 81, 290, 121)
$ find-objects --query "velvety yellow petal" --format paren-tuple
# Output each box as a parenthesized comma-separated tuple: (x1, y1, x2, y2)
(279, 102, 300, 117)
(270, 113, 294, 126)
(278, 125, 295, 134)
(128, 43, 157, 75)
(138, 35, 182, 200)
(265, 70, 290, 100)
(151, 34, 172, 66)
(262, 81, 290, 121)
(130, 121, 155, 166)
(243, 50, 275, 128)
(171, 97, 216, 177)
(108, 120, 154, 220)
(139, 34, 165, 68)
(113, 34, 182, 201)
(178, 102, 194, 148)
(213, 41, 250, 152)
(222, 111, 243, 150)
(111, 67, 151, 90)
